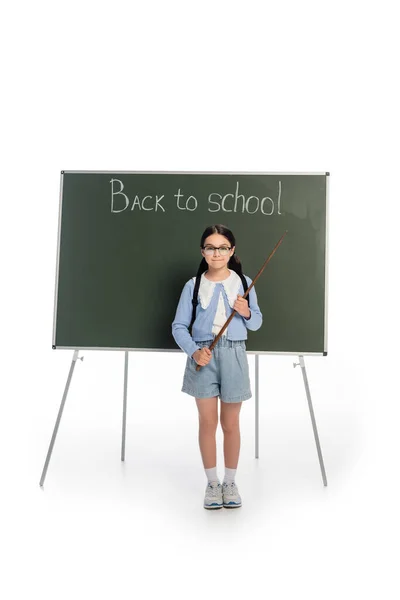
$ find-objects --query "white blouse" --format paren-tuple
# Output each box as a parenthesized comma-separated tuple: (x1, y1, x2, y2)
(193, 269, 242, 337)
(212, 291, 228, 336)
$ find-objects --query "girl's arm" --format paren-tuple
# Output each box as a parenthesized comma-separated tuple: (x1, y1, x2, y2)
(171, 279, 201, 358)
(243, 276, 263, 331)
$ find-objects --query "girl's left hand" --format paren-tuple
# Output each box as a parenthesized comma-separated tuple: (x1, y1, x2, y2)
(234, 294, 251, 318)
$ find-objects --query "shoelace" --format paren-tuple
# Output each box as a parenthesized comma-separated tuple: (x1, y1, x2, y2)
(223, 482, 238, 493)
(207, 482, 222, 497)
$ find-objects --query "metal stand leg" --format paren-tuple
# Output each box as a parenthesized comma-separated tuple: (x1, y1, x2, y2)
(294, 355, 328, 486)
(255, 354, 259, 459)
(39, 350, 83, 487)
(121, 351, 129, 461)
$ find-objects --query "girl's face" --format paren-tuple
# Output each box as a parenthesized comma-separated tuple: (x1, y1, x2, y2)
(201, 234, 235, 270)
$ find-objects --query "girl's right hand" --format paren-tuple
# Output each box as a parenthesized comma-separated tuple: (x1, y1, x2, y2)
(192, 347, 212, 366)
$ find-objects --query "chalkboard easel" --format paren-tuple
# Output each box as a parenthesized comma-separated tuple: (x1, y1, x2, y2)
(40, 171, 329, 490)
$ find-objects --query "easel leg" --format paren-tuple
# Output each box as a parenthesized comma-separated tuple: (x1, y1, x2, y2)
(255, 354, 259, 459)
(298, 355, 328, 486)
(39, 350, 82, 487)
(121, 351, 129, 461)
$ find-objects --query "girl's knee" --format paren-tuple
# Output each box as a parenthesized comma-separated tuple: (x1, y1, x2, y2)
(199, 419, 218, 433)
(220, 420, 240, 434)
(220, 402, 242, 432)
(196, 396, 218, 429)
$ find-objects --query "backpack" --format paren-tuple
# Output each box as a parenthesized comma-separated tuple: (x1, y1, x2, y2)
(188, 271, 249, 335)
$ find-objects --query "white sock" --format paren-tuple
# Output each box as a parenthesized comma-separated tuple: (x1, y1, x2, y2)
(223, 467, 236, 484)
(205, 466, 220, 484)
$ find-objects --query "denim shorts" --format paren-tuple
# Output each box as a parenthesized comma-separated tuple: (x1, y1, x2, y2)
(181, 335, 252, 403)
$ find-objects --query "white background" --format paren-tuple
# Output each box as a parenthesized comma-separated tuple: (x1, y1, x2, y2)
(1, 1, 399, 598)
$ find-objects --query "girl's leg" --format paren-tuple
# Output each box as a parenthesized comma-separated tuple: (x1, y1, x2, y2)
(195, 396, 219, 468)
(220, 401, 242, 469)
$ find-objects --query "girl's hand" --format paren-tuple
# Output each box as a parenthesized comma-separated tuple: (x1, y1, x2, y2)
(192, 348, 212, 366)
(234, 294, 250, 318)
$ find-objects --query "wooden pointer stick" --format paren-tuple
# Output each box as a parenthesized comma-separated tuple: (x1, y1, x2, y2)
(195, 230, 288, 371)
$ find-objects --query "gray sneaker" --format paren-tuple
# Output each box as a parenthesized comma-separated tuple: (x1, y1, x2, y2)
(222, 481, 242, 508)
(204, 481, 223, 509)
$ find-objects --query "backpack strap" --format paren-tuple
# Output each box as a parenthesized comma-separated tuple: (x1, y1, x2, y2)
(188, 274, 201, 335)
(240, 273, 249, 300)
(188, 272, 249, 335)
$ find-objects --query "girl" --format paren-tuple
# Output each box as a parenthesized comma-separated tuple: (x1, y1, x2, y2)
(171, 224, 263, 510)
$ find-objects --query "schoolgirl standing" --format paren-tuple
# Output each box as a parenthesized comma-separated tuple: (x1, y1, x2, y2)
(172, 224, 263, 510)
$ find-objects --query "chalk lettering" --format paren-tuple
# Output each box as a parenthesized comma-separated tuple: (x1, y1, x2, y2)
(110, 178, 129, 213)
(175, 189, 198, 211)
(207, 180, 283, 215)
(110, 178, 165, 212)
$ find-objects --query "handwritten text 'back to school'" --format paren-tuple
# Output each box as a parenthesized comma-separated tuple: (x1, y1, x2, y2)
(110, 179, 283, 216)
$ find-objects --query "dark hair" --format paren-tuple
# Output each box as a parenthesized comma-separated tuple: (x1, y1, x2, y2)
(196, 224, 245, 278)
(188, 224, 248, 334)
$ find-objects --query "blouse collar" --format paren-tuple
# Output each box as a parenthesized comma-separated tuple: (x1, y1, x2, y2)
(195, 269, 242, 309)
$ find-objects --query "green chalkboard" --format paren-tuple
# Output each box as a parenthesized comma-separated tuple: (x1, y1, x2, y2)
(53, 171, 328, 355)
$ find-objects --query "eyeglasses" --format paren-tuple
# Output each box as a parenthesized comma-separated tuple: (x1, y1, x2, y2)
(202, 245, 232, 257)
